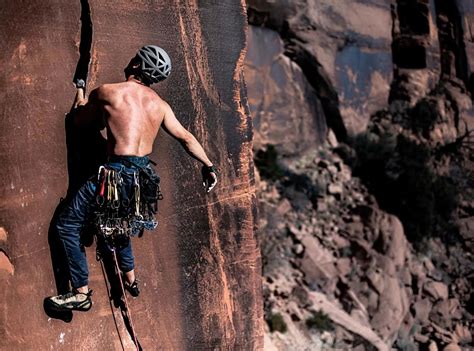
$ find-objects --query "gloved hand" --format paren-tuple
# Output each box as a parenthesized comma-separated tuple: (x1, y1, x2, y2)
(75, 79, 86, 89)
(202, 165, 218, 193)
(73, 79, 87, 108)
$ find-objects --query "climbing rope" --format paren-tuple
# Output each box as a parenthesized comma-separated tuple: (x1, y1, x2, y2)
(112, 249, 140, 350)
(98, 258, 126, 351)
(93, 163, 161, 350)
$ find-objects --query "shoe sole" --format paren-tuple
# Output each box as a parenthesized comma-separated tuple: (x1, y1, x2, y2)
(47, 299, 92, 312)
(125, 286, 140, 297)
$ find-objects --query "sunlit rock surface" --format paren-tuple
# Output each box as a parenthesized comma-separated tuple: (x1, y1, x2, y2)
(245, 26, 327, 156)
(245, 1, 474, 350)
(248, 0, 394, 136)
(0, 1, 263, 349)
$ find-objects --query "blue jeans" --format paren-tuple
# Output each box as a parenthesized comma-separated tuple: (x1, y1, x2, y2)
(56, 155, 153, 289)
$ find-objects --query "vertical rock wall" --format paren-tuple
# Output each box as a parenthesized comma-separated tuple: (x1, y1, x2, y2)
(0, 1, 263, 350)
(390, 0, 441, 103)
(247, 0, 474, 137)
(458, 0, 474, 92)
(246, 0, 474, 350)
(245, 26, 327, 157)
(247, 0, 394, 137)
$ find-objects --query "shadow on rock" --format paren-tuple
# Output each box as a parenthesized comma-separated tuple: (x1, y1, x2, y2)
(44, 111, 106, 321)
(43, 298, 73, 323)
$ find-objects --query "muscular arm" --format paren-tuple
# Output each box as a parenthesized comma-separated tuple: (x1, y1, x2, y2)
(162, 103, 213, 167)
(72, 87, 103, 128)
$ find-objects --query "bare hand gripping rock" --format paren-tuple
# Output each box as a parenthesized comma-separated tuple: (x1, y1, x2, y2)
(47, 45, 217, 313)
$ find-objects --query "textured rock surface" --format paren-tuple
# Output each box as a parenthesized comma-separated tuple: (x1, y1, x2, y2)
(245, 25, 327, 156)
(246, 0, 474, 350)
(247, 0, 474, 137)
(248, 0, 394, 136)
(458, 0, 474, 87)
(254, 145, 473, 350)
(0, 1, 263, 349)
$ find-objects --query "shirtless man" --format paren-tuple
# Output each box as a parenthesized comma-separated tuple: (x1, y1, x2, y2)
(48, 45, 218, 311)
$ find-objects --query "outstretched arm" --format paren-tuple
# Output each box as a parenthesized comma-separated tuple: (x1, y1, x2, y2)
(162, 102, 217, 192)
(71, 82, 102, 128)
(162, 103, 213, 166)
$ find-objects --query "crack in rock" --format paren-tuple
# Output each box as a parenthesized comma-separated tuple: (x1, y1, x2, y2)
(73, 0, 93, 87)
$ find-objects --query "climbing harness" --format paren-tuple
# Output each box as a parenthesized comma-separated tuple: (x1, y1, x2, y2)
(93, 162, 163, 247)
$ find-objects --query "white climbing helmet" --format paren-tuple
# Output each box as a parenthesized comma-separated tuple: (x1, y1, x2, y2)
(136, 45, 171, 84)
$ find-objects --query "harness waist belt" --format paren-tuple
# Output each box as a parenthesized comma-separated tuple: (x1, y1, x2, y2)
(107, 155, 151, 168)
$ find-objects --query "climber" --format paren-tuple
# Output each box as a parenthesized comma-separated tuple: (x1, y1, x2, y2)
(48, 45, 218, 312)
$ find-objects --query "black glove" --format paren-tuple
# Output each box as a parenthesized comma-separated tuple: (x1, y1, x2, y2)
(202, 165, 218, 193)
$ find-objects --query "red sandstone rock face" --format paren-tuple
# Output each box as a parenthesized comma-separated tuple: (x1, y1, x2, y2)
(458, 1, 474, 74)
(0, 1, 263, 349)
(246, 1, 474, 350)
(247, 0, 474, 137)
(248, 0, 394, 136)
(245, 26, 327, 156)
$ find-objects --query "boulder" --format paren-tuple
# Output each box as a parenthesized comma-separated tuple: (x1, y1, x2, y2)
(335, 258, 352, 277)
(411, 298, 433, 326)
(328, 183, 344, 196)
(300, 236, 338, 290)
(454, 323, 472, 344)
(429, 299, 463, 328)
(370, 275, 409, 340)
(428, 341, 439, 351)
(375, 214, 407, 268)
(423, 281, 449, 301)
(442, 343, 462, 351)
(457, 217, 474, 250)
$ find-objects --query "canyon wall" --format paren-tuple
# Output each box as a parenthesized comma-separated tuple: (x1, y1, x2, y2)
(247, 0, 394, 138)
(246, 0, 474, 350)
(0, 1, 263, 350)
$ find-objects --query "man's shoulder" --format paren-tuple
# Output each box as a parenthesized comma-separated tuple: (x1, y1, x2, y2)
(145, 89, 168, 109)
(152, 91, 166, 104)
(95, 82, 120, 93)
(91, 83, 127, 101)
(90, 84, 111, 98)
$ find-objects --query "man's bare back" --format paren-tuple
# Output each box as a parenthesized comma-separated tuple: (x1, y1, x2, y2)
(75, 78, 215, 182)
(94, 81, 164, 156)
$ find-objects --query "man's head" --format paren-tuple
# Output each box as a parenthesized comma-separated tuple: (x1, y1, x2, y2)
(124, 45, 172, 85)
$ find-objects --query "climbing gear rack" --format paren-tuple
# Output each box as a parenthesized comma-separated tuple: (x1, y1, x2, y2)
(93, 164, 162, 247)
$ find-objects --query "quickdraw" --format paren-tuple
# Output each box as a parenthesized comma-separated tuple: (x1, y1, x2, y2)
(93, 165, 162, 246)
(134, 171, 141, 219)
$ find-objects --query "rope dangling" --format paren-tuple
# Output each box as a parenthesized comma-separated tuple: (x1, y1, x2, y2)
(112, 249, 140, 350)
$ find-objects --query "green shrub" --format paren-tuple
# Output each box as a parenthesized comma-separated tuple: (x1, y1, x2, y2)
(352, 132, 459, 245)
(266, 312, 288, 333)
(410, 99, 439, 138)
(305, 310, 334, 332)
(254, 144, 285, 181)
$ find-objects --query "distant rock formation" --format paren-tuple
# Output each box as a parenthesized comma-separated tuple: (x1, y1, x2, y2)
(245, 0, 473, 350)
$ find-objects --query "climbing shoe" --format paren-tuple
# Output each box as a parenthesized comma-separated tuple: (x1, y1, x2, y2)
(48, 289, 93, 312)
(124, 278, 140, 297)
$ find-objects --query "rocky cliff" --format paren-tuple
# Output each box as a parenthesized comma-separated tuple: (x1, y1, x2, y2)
(245, 1, 473, 350)
(0, 1, 263, 350)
